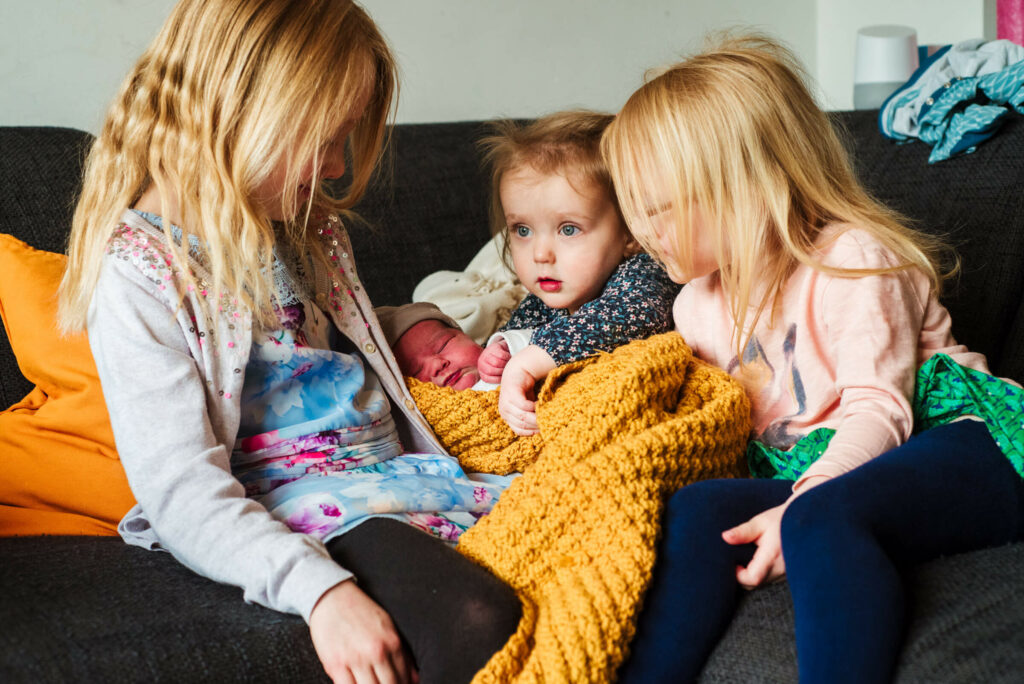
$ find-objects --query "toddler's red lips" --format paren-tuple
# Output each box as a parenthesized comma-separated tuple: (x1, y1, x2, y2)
(538, 278, 561, 292)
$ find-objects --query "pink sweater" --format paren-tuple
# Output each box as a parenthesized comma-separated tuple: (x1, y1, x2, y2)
(673, 224, 990, 487)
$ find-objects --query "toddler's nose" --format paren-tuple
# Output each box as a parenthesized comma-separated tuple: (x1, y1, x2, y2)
(533, 238, 554, 262)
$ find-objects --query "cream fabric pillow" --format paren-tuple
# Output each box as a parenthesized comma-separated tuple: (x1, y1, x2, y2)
(413, 233, 527, 344)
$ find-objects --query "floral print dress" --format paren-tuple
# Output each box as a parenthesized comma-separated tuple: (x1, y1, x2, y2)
(232, 247, 507, 544)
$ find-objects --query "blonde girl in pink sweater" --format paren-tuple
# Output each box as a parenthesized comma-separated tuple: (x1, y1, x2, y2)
(603, 34, 1024, 683)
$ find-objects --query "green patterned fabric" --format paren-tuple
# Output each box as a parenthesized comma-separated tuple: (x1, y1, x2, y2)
(746, 354, 1024, 481)
(747, 428, 835, 480)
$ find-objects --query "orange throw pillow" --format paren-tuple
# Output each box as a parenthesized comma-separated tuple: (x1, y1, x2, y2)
(0, 233, 135, 535)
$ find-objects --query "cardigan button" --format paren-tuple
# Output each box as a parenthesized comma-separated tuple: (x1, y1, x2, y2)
(316, 293, 327, 303)
(364, 342, 377, 354)
(404, 398, 416, 411)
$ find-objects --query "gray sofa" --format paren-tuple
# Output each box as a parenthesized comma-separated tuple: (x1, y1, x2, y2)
(2, 110, 1023, 682)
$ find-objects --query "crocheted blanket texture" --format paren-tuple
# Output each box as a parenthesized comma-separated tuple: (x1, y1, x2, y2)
(407, 332, 751, 683)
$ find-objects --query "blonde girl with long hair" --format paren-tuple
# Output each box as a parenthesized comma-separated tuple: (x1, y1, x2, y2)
(59, 2, 520, 682)
(603, 35, 1024, 683)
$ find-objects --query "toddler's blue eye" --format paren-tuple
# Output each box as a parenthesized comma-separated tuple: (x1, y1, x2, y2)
(560, 224, 580, 236)
(513, 225, 531, 238)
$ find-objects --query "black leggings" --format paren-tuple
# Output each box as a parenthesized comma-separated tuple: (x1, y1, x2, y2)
(326, 518, 522, 684)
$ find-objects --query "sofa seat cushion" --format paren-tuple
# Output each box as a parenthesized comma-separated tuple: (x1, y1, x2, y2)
(700, 542, 1024, 683)
(0, 536, 326, 682)
(1, 537, 1021, 682)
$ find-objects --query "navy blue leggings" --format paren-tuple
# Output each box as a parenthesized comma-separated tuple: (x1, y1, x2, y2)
(619, 420, 1024, 683)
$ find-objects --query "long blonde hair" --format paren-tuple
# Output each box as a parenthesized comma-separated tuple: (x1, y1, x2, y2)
(478, 110, 623, 265)
(59, 0, 396, 332)
(602, 34, 952, 355)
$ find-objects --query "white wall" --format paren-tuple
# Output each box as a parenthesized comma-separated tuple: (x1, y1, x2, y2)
(0, 0, 994, 133)
(361, 0, 815, 122)
(0, 0, 173, 133)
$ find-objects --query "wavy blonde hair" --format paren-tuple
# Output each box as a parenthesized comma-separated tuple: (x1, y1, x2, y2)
(478, 110, 625, 265)
(59, 0, 396, 332)
(602, 34, 953, 356)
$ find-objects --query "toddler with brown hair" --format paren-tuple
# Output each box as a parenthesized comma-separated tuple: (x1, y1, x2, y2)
(477, 110, 679, 434)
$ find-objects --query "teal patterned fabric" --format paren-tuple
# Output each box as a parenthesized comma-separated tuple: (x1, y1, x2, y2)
(880, 45, 1024, 164)
(917, 58, 1024, 162)
(747, 354, 1024, 480)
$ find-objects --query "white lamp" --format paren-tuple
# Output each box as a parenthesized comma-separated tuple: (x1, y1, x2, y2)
(853, 25, 919, 110)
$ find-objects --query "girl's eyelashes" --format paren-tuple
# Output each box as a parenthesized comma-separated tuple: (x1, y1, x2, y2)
(321, 130, 347, 150)
(558, 224, 580, 237)
(512, 224, 531, 238)
(313, 138, 333, 160)
(645, 201, 673, 217)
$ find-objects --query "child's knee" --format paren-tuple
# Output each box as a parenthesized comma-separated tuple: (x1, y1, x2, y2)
(662, 479, 760, 554)
(780, 488, 819, 545)
(665, 479, 740, 519)
(458, 585, 522, 659)
(780, 477, 865, 552)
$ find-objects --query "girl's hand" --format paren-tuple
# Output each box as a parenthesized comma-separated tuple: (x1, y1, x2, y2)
(309, 580, 417, 684)
(722, 475, 831, 589)
(477, 339, 511, 384)
(722, 504, 787, 589)
(498, 362, 539, 436)
(498, 345, 555, 436)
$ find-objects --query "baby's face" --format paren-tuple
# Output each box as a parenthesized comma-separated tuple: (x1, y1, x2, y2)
(393, 319, 483, 390)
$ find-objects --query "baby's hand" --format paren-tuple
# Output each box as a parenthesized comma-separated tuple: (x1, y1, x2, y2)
(478, 339, 511, 383)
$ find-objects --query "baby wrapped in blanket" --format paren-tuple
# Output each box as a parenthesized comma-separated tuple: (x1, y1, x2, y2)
(382, 302, 754, 682)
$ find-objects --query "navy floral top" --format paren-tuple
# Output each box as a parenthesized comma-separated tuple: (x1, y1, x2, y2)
(501, 253, 681, 366)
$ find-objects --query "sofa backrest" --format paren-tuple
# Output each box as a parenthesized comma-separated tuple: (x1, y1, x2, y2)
(835, 110, 1024, 383)
(1, 127, 93, 410)
(340, 121, 496, 305)
(1, 113, 1023, 410)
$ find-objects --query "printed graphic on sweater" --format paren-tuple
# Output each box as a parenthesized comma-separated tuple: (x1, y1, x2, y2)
(727, 324, 807, 450)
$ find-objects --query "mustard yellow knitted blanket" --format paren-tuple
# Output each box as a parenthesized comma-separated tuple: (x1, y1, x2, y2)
(408, 332, 750, 683)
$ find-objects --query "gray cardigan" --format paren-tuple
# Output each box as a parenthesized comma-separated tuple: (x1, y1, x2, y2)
(88, 210, 447, 620)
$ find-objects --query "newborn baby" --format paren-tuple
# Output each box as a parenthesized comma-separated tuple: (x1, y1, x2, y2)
(378, 302, 529, 391)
